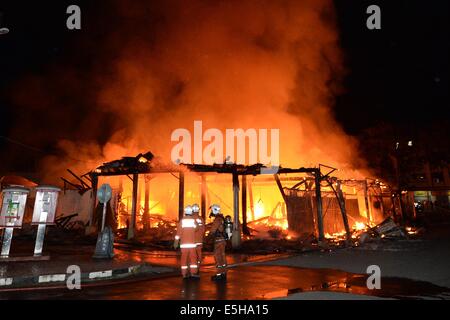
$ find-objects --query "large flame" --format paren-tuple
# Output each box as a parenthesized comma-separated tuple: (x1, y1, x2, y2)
(8, 1, 376, 236)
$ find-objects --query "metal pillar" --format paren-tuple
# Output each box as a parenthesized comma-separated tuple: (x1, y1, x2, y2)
(201, 174, 207, 220)
(241, 175, 250, 236)
(178, 171, 185, 220)
(314, 169, 325, 241)
(128, 173, 138, 239)
(336, 181, 351, 242)
(231, 172, 241, 248)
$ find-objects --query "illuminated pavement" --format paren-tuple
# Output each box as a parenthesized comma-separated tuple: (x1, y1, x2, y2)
(2, 242, 450, 300)
(2, 260, 450, 299)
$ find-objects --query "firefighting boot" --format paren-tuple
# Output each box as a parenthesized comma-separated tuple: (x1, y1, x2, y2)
(190, 274, 200, 279)
(211, 273, 227, 281)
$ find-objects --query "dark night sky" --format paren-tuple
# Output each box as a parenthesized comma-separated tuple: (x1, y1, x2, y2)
(0, 0, 448, 175)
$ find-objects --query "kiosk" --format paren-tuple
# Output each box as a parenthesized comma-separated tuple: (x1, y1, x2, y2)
(0, 187, 30, 258)
(31, 186, 60, 257)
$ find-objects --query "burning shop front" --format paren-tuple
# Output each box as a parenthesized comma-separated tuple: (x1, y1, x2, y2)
(77, 151, 390, 247)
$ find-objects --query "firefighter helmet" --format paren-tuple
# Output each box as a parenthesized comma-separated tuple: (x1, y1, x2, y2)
(184, 205, 193, 216)
(210, 204, 221, 215)
(192, 203, 200, 213)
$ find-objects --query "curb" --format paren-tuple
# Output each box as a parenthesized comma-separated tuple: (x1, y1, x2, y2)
(0, 263, 176, 290)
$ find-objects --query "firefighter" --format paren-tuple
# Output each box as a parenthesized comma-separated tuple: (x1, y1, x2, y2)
(209, 204, 229, 281)
(174, 205, 199, 279)
(191, 203, 205, 265)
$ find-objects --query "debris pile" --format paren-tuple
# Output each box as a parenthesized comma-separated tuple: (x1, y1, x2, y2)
(356, 217, 422, 246)
(247, 216, 289, 240)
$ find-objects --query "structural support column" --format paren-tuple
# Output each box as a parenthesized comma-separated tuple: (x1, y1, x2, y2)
(363, 180, 372, 223)
(201, 174, 207, 220)
(314, 169, 325, 242)
(88, 174, 98, 234)
(336, 180, 351, 242)
(143, 175, 150, 231)
(241, 175, 250, 236)
(178, 171, 185, 221)
(248, 180, 255, 221)
(231, 172, 241, 248)
(128, 173, 138, 240)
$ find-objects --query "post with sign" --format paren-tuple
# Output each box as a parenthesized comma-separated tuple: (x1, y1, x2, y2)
(93, 183, 114, 259)
(31, 186, 61, 257)
(0, 187, 30, 259)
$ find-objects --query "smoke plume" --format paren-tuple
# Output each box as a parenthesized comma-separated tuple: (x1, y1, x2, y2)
(10, 0, 369, 183)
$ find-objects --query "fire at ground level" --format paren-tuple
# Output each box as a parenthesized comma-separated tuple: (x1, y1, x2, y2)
(2, 151, 450, 300)
(9, 151, 445, 250)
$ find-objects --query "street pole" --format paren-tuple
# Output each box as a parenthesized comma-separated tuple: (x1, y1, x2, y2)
(101, 202, 107, 232)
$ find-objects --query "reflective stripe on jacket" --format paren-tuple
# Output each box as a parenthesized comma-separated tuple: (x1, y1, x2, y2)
(175, 217, 198, 247)
(193, 214, 205, 243)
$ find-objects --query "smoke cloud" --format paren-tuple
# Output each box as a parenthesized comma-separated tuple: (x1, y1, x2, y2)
(10, 0, 369, 183)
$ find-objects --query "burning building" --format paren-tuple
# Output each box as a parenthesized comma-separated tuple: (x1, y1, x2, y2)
(60, 152, 392, 247)
(7, 0, 393, 242)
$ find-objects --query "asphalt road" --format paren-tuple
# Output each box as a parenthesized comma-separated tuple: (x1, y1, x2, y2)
(3, 264, 450, 300)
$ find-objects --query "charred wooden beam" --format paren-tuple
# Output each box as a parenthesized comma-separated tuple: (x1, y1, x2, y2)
(67, 169, 90, 188)
(143, 175, 150, 231)
(273, 174, 288, 203)
(201, 174, 207, 220)
(89, 174, 98, 233)
(248, 179, 255, 221)
(60, 177, 82, 191)
(336, 180, 351, 242)
(327, 178, 351, 242)
(241, 174, 250, 236)
(363, 180, 372, 223)
(128, 173, 138, 239)
(231, 172, 241, 248)
(314, 169, 325, 241)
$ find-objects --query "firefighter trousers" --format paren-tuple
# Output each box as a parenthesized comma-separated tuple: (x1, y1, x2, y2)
(213, 240, 227, 275)
(181, 247, 198, 277)
(196, 244, 203, 264)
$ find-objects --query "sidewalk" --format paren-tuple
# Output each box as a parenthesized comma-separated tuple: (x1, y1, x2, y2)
(0, 242, 176, 290)
(0, 241, 292, 291)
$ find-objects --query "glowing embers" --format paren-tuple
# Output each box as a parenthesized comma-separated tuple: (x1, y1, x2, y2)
(324, 221, 372, 241)
(247, 216, 289, 240)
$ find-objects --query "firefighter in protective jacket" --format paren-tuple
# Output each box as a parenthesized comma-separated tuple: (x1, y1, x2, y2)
(209, 204, 229, 281)
(191, 203, 205, 265)
(174, 205, 199, 279)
